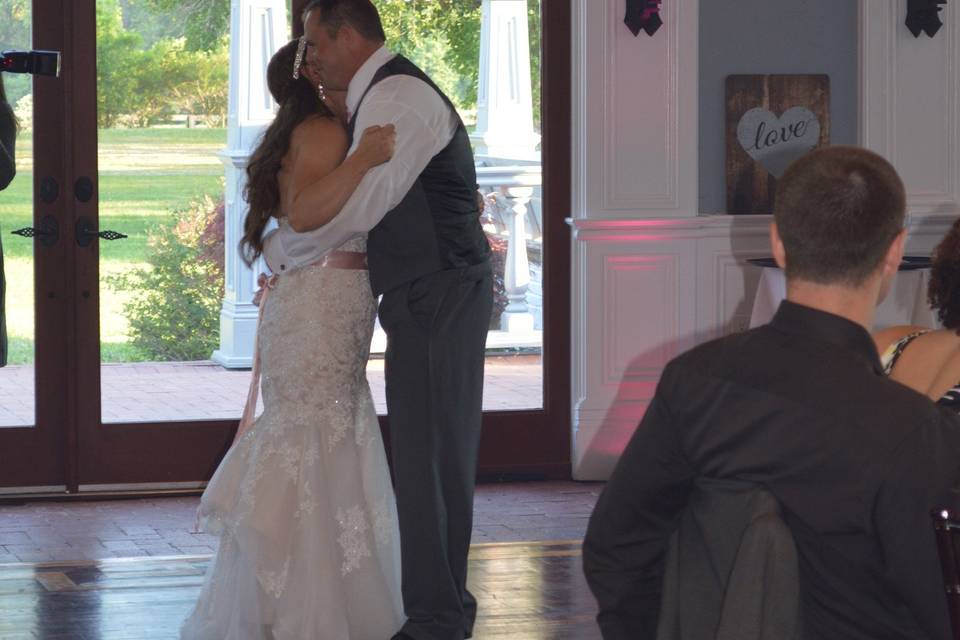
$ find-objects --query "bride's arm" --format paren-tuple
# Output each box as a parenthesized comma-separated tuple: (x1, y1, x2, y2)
(285, 118, 394, 233)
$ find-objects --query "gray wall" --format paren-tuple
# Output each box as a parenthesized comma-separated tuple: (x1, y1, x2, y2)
(698, 0, 859, 213)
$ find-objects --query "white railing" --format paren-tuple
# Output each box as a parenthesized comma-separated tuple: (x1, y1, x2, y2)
(476, 164, 543, 333)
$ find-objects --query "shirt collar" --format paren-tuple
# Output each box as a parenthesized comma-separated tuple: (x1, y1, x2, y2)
(346, 45, 396, 118)
(770, 300, 884, 375)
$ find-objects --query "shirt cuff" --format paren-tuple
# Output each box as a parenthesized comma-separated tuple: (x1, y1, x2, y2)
(261, 228, 286, 274)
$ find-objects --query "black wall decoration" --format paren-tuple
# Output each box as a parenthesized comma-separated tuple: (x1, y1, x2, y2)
(624, 0, 663, 37)
(906, 0, 949, 37)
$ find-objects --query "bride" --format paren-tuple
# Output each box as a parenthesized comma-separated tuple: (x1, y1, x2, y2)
(180, 37, 402, 639)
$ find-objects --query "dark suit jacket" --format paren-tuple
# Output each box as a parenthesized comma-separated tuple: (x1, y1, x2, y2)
(655, 480, 800, 640)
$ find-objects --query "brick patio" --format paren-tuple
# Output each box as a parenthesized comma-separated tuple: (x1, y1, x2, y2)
(0, 354, 542, 427)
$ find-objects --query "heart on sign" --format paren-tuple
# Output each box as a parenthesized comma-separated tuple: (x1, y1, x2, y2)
(737, 106, 821, 178)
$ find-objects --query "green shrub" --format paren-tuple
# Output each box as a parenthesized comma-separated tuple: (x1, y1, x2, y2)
(110, 194, 224, 361)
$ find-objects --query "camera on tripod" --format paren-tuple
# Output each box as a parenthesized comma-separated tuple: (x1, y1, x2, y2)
(0, 50, 61, 77)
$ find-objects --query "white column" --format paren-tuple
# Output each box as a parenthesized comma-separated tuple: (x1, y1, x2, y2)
(499, 185, 535, 332)
(471, 0, 541, 162)
(571, 0, 700, 480)
(212, 0, 287, 369)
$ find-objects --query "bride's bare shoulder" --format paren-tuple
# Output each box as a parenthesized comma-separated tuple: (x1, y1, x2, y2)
(290, 115, 347, 149)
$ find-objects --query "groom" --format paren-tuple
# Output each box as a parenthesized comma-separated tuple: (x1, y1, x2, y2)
(263, 2, 493, 639)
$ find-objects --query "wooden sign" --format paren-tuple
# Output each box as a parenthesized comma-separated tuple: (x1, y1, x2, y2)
(725, 74, 830, 214)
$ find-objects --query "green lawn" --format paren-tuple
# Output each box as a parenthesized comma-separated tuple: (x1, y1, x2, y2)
(0, 127, 227, 364)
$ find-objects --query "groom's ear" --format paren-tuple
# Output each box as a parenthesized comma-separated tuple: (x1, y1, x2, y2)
(339, 24, 359, 45)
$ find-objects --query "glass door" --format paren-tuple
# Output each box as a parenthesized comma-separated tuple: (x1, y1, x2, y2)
(0, 0, 71, 493)
(471, 0, 571, 478)
(73, 0, 252, 490)
(78, 0, 570, 489)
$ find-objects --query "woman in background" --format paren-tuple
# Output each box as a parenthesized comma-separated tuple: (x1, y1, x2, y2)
(0, 74, 17, 367)
(0, 74, 15, 190)
(873, 218, 960, 412)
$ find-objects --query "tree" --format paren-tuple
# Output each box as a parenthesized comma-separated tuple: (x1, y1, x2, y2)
(118, 0, 191, 47)
(377, 0, 481, 110)
(96, 0, 147, 127)
(157, 40, 230, 126)
(145, 0, 231, 51)
(0, 0, 30, 50)
(377, 0, 541, 126)
(95, 0, 229, 127)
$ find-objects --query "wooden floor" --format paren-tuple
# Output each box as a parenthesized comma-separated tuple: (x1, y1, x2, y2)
(0, 540, 600, 640)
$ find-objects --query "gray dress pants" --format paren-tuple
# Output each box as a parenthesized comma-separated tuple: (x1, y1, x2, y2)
(378, 262, 493, 640)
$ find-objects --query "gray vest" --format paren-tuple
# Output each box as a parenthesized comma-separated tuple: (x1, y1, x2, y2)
(347, 55, 491, 295)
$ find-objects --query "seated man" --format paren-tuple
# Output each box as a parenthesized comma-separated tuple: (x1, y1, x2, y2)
(583, 146, 960, 640)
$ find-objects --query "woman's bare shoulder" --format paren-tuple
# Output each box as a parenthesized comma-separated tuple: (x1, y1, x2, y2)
(290, 115, 347, 148)
(900, 329, 960, 398)
(912, 328, 960, 351)
(872, 325, 929, 353)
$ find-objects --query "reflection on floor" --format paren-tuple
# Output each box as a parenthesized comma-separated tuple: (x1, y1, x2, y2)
(0, 541, 600, 640)
(0, 354, 543, 427)
(0, 482, 601, 564)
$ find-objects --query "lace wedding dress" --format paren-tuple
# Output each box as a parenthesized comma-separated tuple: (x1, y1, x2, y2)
(181, 238, 404, 640)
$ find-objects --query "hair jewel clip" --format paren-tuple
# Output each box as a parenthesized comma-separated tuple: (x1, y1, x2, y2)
(292, 36, 307, 79)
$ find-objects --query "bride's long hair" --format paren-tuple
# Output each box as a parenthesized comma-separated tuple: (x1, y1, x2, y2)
(241, 38, 333, 265)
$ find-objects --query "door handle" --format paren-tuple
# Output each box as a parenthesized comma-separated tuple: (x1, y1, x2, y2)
(10, 214, 59, 247)
(75, 216, 127, 247)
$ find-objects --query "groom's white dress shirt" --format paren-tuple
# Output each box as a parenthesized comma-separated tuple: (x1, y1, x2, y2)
(262, 46, 459, 273)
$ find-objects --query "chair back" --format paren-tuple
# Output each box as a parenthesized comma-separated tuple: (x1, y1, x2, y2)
(656, 481, 800, 640)
(931, 509, 960, 639)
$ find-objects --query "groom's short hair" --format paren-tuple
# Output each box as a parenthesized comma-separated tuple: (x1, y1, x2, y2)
(303, 0, 387, 43)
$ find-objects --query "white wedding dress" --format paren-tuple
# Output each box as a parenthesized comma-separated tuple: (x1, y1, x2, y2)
(180, 237, 404, 639)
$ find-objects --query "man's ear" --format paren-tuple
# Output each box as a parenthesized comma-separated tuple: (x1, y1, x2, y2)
(882, 228, 907, 277)
(770, 223, 787, 270)
(337, 23, 355, 46)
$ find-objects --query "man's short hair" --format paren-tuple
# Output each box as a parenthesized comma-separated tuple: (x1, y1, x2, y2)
(303, 0, 386, 43)
(773, 146, 906, 286)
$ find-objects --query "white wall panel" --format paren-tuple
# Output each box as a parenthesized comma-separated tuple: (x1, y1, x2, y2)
(861, 0, 960, 215)
(573, 0, 698, 218)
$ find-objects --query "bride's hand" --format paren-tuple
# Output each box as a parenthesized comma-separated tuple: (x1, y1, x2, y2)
(355, 124, 396, 169)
